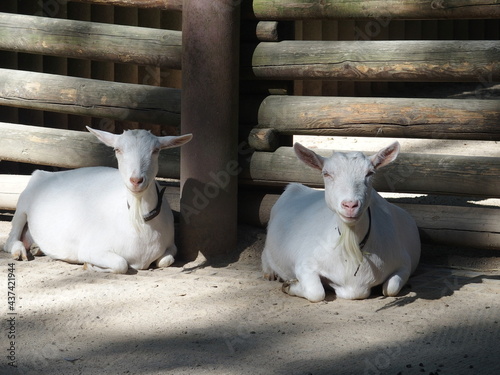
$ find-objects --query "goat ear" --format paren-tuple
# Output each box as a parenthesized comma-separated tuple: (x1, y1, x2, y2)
(370, 141, 400, 169)
(294, 142, 325, 171)
(86, 126, 120, 148)
(158, 133, 193, 150)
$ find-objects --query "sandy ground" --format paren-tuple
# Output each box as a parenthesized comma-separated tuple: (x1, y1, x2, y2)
(1, 135, 499, 375)
(1, 218, 499, 375)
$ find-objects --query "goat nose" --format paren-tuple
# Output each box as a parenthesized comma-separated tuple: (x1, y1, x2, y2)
(130, 177, 144, 186)
(341, 200, 359, 210)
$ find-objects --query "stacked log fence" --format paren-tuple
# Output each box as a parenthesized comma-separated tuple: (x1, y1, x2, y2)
(238, 0, 500, 251)
(0, 0, 499, 256)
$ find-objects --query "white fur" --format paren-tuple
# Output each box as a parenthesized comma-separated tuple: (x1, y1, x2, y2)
(262, 142, 421, 302)
(4, 127, 192, 273)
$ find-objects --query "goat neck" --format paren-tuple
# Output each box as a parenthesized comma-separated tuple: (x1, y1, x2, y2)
(126, 181, 162, 232)
(335, 204, 372, 274)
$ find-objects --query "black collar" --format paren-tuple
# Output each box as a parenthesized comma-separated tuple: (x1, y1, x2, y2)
(127, 184, 166, 222)
(358, 207, 372, 250)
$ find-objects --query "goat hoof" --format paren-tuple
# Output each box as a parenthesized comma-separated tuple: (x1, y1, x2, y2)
(263, 273, 277, 281)
(282, 279, 298, 294)
(12, 250, 28, 261)
(30, 245, 43, 257)
(157, 255, 175, 268)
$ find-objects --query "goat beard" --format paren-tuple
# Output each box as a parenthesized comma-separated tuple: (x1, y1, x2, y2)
(128, 194, 146, 233)
(337, 220, 364, 275)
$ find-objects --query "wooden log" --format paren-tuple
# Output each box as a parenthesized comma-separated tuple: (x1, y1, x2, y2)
(248, 40, 500, 81)
(247, 0, 500, 20)
(180, 0, 240, 260)
(0, 175, 30, 211)
(237, 190, 500, 250)
(0, 69, 181, 126)
(241, 21, 294, 42)
(257, 96, 500, 141)
(398, 203, 500, 250)
(70, 0, 182, 11)
(0, 123, 181, 178)
(0, 13, 182, 69)
(248, 128, 281, 151)
(257, 21, 281, 41)
(0, 175, 182, 213)
(240, 147, 500, 197)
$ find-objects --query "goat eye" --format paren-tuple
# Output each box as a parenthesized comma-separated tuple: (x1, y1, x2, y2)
(114, 148, 122, 154)
(322, 171, 332, 178)
(366, 170, 375, 178)
(152, 148, 160, 155)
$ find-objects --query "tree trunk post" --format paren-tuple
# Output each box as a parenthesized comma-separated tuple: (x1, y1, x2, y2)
(180, 0, 240, 261)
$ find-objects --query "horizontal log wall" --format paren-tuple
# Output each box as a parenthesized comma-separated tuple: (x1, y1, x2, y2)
(240, 147, 500, 197)
(0, 174, 181, 213)
(0, 175, 29, 211)
(248, 0, 500, 20)
(2, 175, 498, 251)
(237, 190, 500, 250)
(256, 96, 500, 141)
(0, 123, 181, 178)
(70, 0, 183, 11)
(248, 40, 500, 81)
(0, 13, 182, 69)
(0, 69, 181, 126)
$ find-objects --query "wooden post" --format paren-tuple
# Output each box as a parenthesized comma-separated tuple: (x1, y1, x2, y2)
(180, 0, 240, 261)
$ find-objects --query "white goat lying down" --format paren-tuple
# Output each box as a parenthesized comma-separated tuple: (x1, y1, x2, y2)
(5, 127, 192, 273)
(262, 142, 421, 302)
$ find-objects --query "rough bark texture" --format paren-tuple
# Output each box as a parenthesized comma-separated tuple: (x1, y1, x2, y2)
(249, 0, 500, 20)
(249, 40, 500, 81)
(0, 12, 182, 68)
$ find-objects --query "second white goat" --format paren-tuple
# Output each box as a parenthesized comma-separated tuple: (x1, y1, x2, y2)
(5, 127, 192, 273)
(262, 142, 421, 302)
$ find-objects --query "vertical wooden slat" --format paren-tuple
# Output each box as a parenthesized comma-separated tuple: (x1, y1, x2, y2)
(387, 20, 406, 95)
(301, 20, 323, 96)
(114, 6, 139, 131)
(321, 20, 339, 96)
(138, 8, 161, 135)
(293, 21, 304, 96)
(337, 20, 355, 96)
(355, 20, 373, 96)
(160, 10, 182, 90)
(0, 0, 18, 125)
(454, 20, 469, 40)
(17, 0, 44, 127)
(0, 0, 20, 175)
(67, 1, 91, 131)
(44, 1, 68, 130)
(90, 3, 116, 132)
(160, 9, 182, 136)
(180, 0, 240, 261)
(371, 15, 389, 96)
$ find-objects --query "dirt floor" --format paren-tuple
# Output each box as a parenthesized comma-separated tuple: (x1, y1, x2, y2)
(1, 218, 499, 375)
(1, 134, 499, 375)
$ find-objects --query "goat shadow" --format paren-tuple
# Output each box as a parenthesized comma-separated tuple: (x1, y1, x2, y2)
(374, 261, 500, 312)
